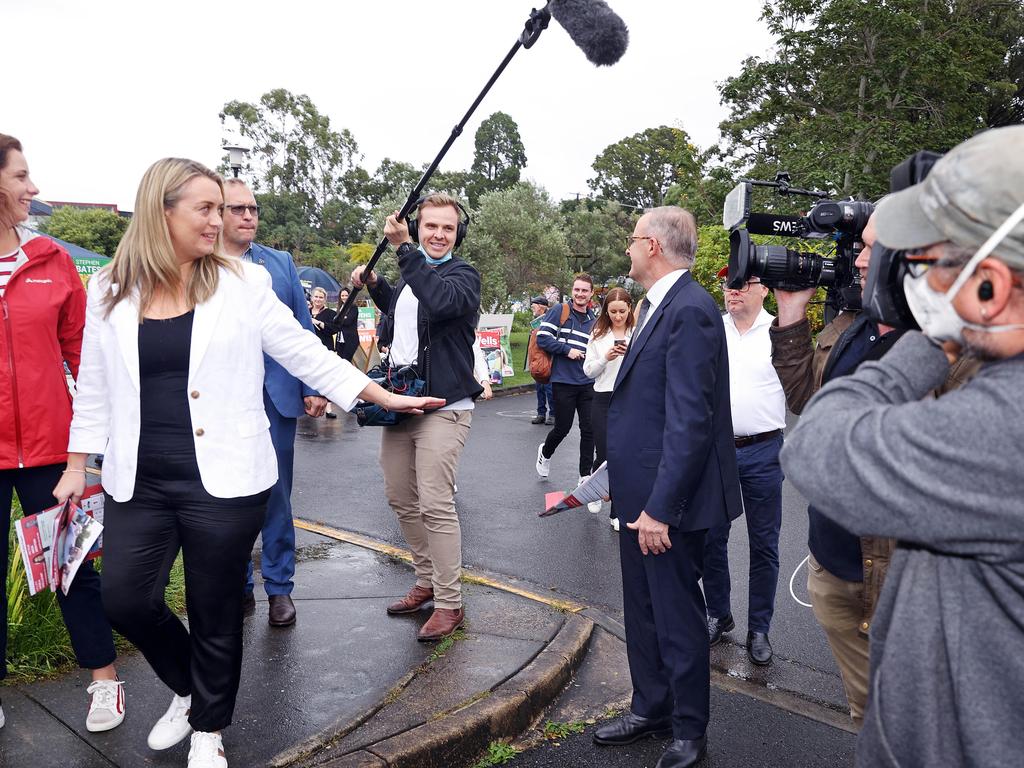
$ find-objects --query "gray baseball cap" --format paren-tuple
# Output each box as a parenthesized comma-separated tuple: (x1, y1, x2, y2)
(874, 125, 1024, 268)
(530, 295, 549, 307)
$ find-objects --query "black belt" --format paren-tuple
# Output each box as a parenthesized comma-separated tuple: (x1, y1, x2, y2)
(734, 429, 782, 449)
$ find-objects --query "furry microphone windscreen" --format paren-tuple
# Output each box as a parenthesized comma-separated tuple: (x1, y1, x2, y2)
(548, 0, 629, 66)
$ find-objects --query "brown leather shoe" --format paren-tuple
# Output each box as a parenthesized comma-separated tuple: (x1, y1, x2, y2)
(268, 595, 296, 627)
(386, 585, 434, 615)
(417, 607, 465, 642)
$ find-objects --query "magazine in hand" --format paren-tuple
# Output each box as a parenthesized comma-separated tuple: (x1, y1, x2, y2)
(539, 462, 609, 517)
(14, 486, 104, 596)
(52, 498, 104, 596)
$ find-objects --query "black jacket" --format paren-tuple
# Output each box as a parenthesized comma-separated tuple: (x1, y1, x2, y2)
(368, 245, 483, 404)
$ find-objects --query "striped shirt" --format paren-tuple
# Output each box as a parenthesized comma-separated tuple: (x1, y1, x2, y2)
(0, 228, 36, 296)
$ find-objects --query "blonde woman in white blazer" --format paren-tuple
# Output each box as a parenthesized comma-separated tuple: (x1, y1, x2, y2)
(582, 287, 635, 527)
(52, 159, 443, 768)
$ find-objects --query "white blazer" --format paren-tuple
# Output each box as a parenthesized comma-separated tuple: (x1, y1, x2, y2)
(69, 262, 371, 501)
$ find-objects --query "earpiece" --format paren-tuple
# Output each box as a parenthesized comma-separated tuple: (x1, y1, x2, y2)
(978, 280, 994, 301)
(406, 196, 471, 249)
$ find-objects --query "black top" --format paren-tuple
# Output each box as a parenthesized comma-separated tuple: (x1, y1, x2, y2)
(807, 316, 905, 581)
(138, 311, 195, 455)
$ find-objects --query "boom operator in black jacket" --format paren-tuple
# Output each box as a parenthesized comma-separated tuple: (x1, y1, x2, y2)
(367, 242, 484, 405)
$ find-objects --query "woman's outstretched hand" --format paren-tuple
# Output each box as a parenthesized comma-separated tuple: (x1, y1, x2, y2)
(388, 395, 446, 414)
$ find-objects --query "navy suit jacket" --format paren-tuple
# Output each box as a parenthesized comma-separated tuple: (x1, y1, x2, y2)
(250, 242, 318, 418)
(608, 272, 742, 531)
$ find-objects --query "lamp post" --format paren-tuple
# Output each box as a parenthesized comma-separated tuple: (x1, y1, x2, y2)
(223, 143, 249, 178)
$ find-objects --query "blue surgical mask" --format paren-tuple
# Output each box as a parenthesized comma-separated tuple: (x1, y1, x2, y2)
(419, 245, 452, 266)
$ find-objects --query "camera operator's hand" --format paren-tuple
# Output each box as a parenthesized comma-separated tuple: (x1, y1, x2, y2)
(567, 349, 585, 361)
(351, 265, 377, 289)
(774, 287, 817, 328)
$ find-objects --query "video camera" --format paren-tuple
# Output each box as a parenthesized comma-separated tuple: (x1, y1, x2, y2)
(862, 151, 944, 330)
(722, 172, 874, 319)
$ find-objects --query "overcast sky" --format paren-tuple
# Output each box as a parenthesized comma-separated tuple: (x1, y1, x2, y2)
(7, 0, 773, 212)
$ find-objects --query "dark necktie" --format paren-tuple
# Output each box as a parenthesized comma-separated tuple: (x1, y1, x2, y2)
(636, 297, 652, 332)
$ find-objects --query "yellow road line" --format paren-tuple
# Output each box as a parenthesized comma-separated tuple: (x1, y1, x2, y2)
(293, 517, 583, 614)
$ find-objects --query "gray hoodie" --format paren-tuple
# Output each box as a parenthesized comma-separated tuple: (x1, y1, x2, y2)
(782, 332, 1024, 768)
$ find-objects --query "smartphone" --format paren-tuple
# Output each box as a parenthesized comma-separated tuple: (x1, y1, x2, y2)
(614, 339, 627, 349)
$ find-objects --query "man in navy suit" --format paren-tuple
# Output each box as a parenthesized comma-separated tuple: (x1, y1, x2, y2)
(593, 206, 743, 768)
(222, 179, 326, 627)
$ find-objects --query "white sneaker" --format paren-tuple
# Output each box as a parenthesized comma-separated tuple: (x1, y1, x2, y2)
(188, 731, 228, 768)
(535, 444, 551, 478)
(0, 702, 5, 729)
(588, 499, 603, 514)
(148, 693, 192, 750)
(86, 679, 125, 732)
(610, 517, 620, 532)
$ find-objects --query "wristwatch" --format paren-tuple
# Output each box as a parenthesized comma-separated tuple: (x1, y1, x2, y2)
(396, 241, 418, 257)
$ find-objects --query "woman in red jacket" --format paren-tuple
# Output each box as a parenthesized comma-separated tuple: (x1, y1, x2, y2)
(0, 135, 123, 732)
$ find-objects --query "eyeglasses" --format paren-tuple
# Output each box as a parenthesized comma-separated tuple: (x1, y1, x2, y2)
(719, 279, 762, 293)
(626, 235, 655, 249)
(226, 204, 260, 217)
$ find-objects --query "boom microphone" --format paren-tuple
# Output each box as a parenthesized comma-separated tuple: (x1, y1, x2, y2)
(548, 0, 630, 66)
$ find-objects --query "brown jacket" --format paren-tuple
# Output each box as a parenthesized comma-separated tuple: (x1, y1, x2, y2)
(770, 312, 893, 635)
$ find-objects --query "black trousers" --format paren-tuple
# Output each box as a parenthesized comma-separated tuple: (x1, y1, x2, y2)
(542, 382, 595, 477)
(590, 390, 616, 519)
(1, 463, 116, 681)
(101, 450, 268, 732)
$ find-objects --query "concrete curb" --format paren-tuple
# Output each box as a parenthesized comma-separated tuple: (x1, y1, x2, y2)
(491, 383, 535, 398)
(319, 613, 594, 768)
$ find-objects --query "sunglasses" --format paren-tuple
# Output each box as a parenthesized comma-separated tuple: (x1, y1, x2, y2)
(226, 204, 260, 217)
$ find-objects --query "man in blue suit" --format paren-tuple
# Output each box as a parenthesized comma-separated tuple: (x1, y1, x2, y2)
(222, 179, 326, 627)
(593, 206, 743, 768)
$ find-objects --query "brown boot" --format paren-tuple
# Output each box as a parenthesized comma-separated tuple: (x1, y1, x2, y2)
(417, 607, 465, 642)
(386, 585, 434, 615)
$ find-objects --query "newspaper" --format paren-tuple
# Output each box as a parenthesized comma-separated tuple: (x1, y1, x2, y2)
(539, 462, 609, 517)
(13, 487, 104, 596)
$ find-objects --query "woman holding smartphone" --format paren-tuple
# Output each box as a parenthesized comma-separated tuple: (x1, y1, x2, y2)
(583, 287, 635, 528)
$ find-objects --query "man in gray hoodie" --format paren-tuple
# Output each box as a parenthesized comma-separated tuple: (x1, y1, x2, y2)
(782, 125, 1024, 767)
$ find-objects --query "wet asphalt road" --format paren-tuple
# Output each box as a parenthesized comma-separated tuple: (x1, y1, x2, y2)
(291, 394, 843, 705)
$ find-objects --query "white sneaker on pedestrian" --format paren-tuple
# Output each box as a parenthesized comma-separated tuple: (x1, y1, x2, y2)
(535, 444, 551, 478)
(0, 702, 5, 729)
(188, 731, 228, 768)
(147, 693, 192, 750)
(610, 517, 620, 532)
(86, 679, 125, 732)
(588, 499, 603, 514)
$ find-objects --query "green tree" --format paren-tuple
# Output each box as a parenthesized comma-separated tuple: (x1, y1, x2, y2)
(467, 111, 528, 205)
(588, 126, 705, 210)
(718, 0, 1024, 199)
(221, 89, 362, 225)
(562, 200, 637, 284)
(40, 207, 128, 256)
(254, 191, 322, 254)
(461, 182, 570, 310)
(361, 158, 422, 210)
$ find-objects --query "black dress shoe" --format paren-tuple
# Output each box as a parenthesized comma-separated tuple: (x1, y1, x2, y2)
(242, 592, 256, 618)
(747, 631, 773, 665)
(268, 594, 297, 627)
(707, 614, 735, 646)
(593, 711, 673, 746)
(531, 414, 546, 424)
(656, 736, 707, 768)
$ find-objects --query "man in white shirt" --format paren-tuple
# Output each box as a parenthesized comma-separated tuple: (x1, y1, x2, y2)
(703, 266, 787, 665)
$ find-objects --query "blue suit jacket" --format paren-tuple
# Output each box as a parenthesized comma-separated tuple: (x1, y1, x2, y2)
(249, 242, 318, 418)
(608, 272, 742, 531)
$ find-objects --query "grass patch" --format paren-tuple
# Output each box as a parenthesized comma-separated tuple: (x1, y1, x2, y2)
(429, 627, 466, 661)
(542, 719, 587, 740)
(472, 739, 521, 767)
(5, 496, 186, 682)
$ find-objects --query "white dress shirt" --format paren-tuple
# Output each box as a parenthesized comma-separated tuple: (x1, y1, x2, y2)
(636, 269, 687, 334)
(723, 308, 787, 437)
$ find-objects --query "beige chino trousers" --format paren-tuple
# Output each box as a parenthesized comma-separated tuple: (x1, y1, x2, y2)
(379, 409, 472, 609)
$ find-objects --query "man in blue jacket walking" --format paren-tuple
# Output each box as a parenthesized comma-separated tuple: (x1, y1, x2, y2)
(222, 179, 326, 627)
(535, 274, 597, 484)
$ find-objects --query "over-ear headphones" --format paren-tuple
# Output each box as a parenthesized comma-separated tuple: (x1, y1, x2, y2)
(978, 280, 994, 301)
(406, 196, 471, 250)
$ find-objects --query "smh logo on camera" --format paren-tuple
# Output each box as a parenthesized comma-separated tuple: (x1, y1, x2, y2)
(772, 220, 800, 235)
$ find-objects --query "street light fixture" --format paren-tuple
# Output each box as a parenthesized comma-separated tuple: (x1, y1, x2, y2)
(223, 143, 250, 178)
